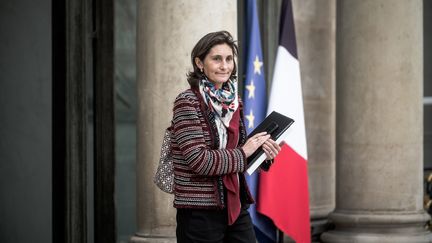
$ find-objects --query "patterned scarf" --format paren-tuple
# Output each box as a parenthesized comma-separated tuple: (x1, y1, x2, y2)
(199, 78, 242, 225)
(199, 78, 239, 127)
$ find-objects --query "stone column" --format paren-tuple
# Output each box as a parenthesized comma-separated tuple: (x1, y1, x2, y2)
(322, 0, 432, 242)
(131, 1, 237, 242)
(293, 0, 336, 240)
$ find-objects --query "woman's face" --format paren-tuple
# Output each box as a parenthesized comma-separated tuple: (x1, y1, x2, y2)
(196, 43, 234, 89)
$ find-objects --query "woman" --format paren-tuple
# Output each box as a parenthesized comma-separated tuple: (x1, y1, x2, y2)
(172, 30, 281, 243)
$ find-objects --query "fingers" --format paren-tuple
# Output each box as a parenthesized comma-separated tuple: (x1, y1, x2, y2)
(242, 133, 270, 158)
(262, 144, 275, 160)
(265, 139, 281, 152)
(249, 132, 267, 140)
(257, 134, 271, 145)
(249, 132, 268, 143)
(248, 133, 270, 147)
(262, 139, 281, 160)
(263, 146, 272, 160)
(254, 132, 268, 137)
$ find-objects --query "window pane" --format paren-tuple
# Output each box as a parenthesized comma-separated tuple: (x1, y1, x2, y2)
(115, 0, 137, 241)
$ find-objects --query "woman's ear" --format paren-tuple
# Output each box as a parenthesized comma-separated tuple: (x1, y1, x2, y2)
(195, 57, 203, 70)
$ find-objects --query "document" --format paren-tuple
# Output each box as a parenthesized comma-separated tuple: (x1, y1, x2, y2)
(245, 111, 294, 175)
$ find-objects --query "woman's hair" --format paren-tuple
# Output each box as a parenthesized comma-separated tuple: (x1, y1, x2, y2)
(187, 30, 239, 87)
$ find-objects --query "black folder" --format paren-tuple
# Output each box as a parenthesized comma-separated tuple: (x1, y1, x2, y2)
(245, 111, 295, 175)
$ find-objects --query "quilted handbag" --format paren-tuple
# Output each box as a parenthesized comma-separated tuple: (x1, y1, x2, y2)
(153, 126, 174, 194)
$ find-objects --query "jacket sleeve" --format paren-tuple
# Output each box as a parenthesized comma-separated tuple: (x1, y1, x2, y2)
(172, 95, 246, 176)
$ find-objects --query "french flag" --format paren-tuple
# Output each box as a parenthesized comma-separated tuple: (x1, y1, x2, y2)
(257, 0, 311, 242)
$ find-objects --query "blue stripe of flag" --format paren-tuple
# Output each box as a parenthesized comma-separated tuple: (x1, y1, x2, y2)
(243, 0, 277, 242)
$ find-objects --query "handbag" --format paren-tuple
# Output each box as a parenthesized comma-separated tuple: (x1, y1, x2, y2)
(153, 126, 174, 194)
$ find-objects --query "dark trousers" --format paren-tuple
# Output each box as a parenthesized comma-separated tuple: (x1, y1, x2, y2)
(176, 206, 256, 243)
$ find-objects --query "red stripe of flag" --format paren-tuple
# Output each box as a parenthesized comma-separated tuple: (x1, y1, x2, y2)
(258, 143, 310, 243)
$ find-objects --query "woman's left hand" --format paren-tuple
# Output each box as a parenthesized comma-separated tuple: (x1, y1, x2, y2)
(262, 139, 281, 160)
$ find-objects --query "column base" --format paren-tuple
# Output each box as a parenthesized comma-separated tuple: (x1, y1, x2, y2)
(311, 218, 331, 242)
(321, 210, 432, 243)
(130, 235, 176, 243)
(322, 231, 432, 243)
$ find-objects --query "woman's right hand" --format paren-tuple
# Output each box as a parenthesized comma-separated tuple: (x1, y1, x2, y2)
(241, 132, 271, 158)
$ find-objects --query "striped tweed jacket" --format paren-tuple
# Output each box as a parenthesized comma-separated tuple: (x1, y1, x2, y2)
(171, 88, 254, 209)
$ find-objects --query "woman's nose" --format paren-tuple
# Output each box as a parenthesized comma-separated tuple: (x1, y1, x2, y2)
(220, 61, 227, 70)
